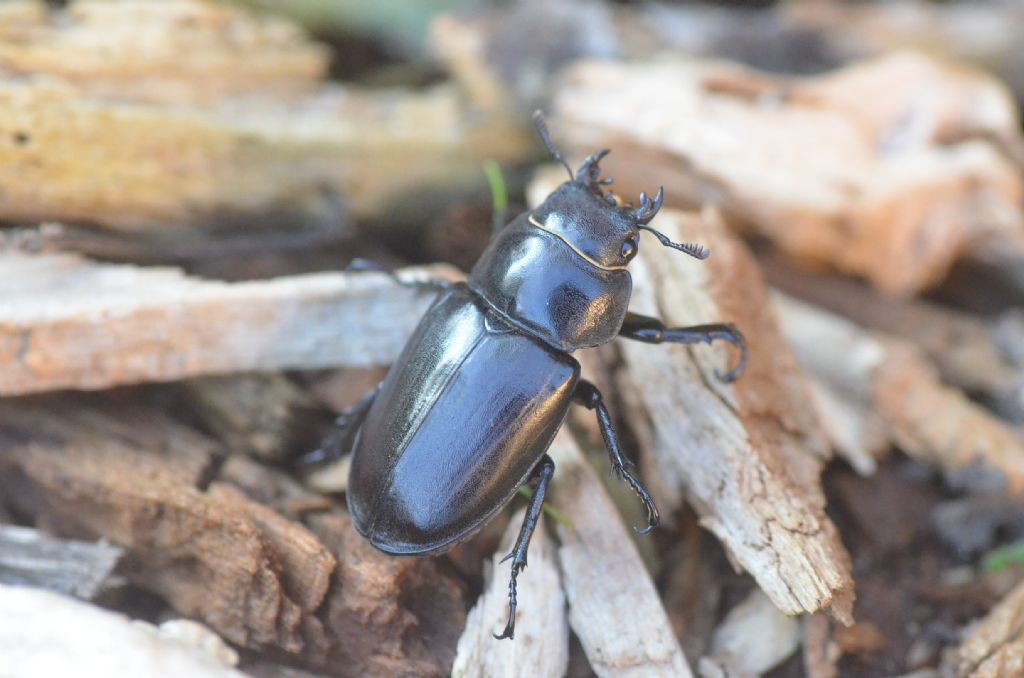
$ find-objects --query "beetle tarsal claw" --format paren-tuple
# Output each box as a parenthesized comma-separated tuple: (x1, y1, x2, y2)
(708, 325, 747, 383)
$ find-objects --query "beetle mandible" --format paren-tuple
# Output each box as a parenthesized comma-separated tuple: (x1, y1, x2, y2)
(315, 112, 746, 640)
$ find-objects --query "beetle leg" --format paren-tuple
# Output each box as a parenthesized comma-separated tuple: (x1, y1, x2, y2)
(573, 380, 660, 535)
(346, 258, 452, 293)
(494, 454, 555, 640)
(299, 384, 380, 467)
(618, 312, 747, 383)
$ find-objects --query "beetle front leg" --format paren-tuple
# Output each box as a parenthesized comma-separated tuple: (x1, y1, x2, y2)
(347, 258, 453, 293)
(299, 384, 380, 467)
(619, 312, 747, 383)
(573, 379, 660, 534)
(494, 454, 555, 640)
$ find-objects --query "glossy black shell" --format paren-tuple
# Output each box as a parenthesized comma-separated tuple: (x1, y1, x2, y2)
(347, 284, 580, 555)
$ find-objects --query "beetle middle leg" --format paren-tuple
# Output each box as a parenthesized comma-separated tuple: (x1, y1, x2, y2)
(299, 384, 380, 467)
(618, 311, 748, 383)
(494, 454, 555, 640)
(573, 379, 660, 534)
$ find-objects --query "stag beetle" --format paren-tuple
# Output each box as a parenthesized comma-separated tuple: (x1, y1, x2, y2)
(313, 112, 746, 640)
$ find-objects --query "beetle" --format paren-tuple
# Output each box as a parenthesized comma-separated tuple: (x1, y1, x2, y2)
(313, 112, 746, 640)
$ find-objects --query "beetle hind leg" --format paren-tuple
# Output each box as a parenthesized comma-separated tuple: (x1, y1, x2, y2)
(573, 379, 660, 534)
(299, 384, 380, 467)
(494, 454, 555, 640)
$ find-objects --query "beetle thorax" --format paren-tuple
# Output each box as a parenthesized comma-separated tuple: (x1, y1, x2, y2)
(468, 206, 633, 353)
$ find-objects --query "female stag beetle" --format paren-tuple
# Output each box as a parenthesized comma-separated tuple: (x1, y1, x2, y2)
(315, 112, 746, 640)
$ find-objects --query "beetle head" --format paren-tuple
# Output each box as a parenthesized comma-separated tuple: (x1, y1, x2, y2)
(531, 111, 708, 270)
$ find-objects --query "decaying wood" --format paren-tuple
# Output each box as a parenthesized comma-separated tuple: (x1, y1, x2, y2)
(0, 398, 336, 659)
(551, 51, 1023, 295)
(306, 511, 467, 678)
(0, 524, 123, 599)
(452, 510, 568, 678)
(774, 293, 1024, 494)
(0, 253, 459, 395)
(185, 373, 329, 462)
(955, 578, 1024, 677)
(0, 2, 530, 232)
(0, 0, 328, 105)
(548, 431, 693, 678)
(699, 589, 801, 677)
(0, 584, 246, 678)
(567, 191, 855, 622)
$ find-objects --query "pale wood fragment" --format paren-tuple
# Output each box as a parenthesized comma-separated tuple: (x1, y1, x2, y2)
(0, 585, 247, 678)
(552, 51, 1023, 294)
(0, 0, 328, 105)
(699, 589, 801, 677)
(452, 510, 568, 678)
(956, 578, 1024, 678)
(596, 200, 854, 623)
(0, 524, 123, 599)
(774, 293, 1024, 494)
(0, 253, 459, 395)
(548, 431, 693, 678)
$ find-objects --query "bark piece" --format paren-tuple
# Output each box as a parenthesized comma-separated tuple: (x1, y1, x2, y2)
(774, 293, 1024, 494)
(593, 198, 854, 623)
(0, 524, 123, 599)
(552, 51, 1023, 295)
(0, 0, 327, 105)
(0, 253, 458, 395)
(452, 510, 568, 678)
(0, 399, 335, 659)
(0, 584, 247, 678)
(306, 511, 467, 678)
(956, 579, 1024, 678)
(548, 431, 693, 678)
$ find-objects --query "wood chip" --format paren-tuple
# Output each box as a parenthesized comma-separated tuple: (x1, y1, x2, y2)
(0, 524, 123, 599)
(548, 431, 694, 678)
(955, 578, 1024, 677)
(762, 256, 1022, 397)
(306, 511, 467, 677)
(0, 584, 247, 678)
(597, 199, 854, 623)
(453, 510, 569, 678)
(701, 589, 801, 676)
(0, 0, 327, 105)
(0, 253, 458, 395)
(552, 51, 1023, 294)
(774, 292, 1024, 494)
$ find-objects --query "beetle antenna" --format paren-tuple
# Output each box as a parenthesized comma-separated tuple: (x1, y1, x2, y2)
(532, 110, 573, 181)
(638, 224, 710, 260)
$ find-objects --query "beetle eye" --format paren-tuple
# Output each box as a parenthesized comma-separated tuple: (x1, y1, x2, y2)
(620, 238, 638, 260)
